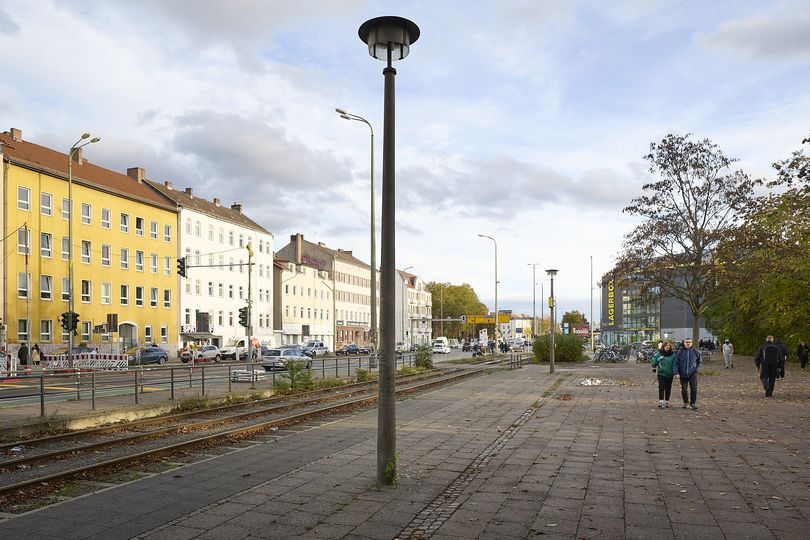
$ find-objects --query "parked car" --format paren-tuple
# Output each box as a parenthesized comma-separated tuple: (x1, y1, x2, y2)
(180, 345, 221, 363)
(462, 342, 472, 352)
(260, 349, 313, 371)
(336, 344, 371, 355)
(395, 341, 406, 353)
(509, 340, 526, 352)
(127, 346, 169, 365)
(278, 344, 315, 358)
(303, 340, 329, 356)
(432, 343, 451, 354)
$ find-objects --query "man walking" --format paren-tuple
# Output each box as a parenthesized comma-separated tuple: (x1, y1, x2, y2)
(722, 340, 734, 369)
(797, 340, 809, 371)
(674, 338, 701, 410)
(755, 336, 784, 397)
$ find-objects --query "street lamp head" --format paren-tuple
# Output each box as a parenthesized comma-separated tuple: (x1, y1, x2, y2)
(545, 269, 559, 277)
(81, 133, 90, 139)
(358, 16, 420, 62)
(335, 108, 348, 115)
(340, 114, 351, 120)
(90, 137, 100, 143)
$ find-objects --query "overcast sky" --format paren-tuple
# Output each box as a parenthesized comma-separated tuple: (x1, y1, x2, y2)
(2, 0, 809, 324)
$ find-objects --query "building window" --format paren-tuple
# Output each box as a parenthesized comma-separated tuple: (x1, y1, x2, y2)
(40, 320, 53, 342)
(135, 250, 144, 272)
(229, 257, 234, 272)
(17, 319, 28, 342)
(17, 272, 30, 298)
(40, 275, 52, 300)
(195, 221, 201, 237)
(150, 253, 158, 273)
(17, 186, 30, 210)
(195, 280, 201, 295)
(219, 255, 224, 271)
(185, 218, 191, 233)
(40, 232, 52, 258)
(81, 321, 90, 342)
(62, 277, 69, 301)
(163, 224, 172, 242)
(41, 193, 53, 216)
(120, 248, 129, 270)
(61, 236, 69, 260)
(218, 283, 224, 297)
(164, 256, 171, 275)
(239, 234, 244, 247)
(101, 244, 111, 266)
(163, 289, 171, 308)
(219, 228, 224, 243)
(101, 208, 111, 228)
(259, 240, 263, 253)
(229, 231, 234, 245)
(120, 284, 129, 305)
(120, 213, 129, 233)
(229, 285, 234, 299)
(81, 203, 91, 225)
(81, 280, 91, 303)
(160, 326, 168, 343)
(17, 228, 30, 254)
(208, 225, 214, 241)
(61, 197, 70, 220)
(208, 282, 214, 296)
(150, 287, 158, 308)
(195, 250, 200, 265)
(135, 286, 144, 307)
(81, 240, 91, 264)
(145, 326, 152, 343)
(218, 311, 224, 326)
(150, 220, 158, 240)
(102, 282, 111, 304)
(135, 217, 144, 236)
(239, 286, 244, 299)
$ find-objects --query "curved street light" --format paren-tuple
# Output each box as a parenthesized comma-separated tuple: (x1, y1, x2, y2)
(527, 263, 542, 338)
(478, 234, 498, 350)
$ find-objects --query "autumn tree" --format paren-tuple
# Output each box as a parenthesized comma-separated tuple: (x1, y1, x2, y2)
(561, 310, 588, 326)
(424, 282, 487, 339)
(617, 134, 759, 345)
(706, 134, 810, 352)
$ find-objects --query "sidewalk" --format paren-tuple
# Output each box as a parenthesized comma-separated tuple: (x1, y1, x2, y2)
(1, 356, 809, 539)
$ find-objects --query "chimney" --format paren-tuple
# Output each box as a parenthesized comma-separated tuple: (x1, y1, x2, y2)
(213, 197, 220, 206)
(318, 242, 325, 247)
(164, 181, 173, 190)
(73, 147, 84, 166)
(185, 187, 193, 197)
(293, 233, 303, 264)
(231, 203, 242, 213)
(127, 167, 145, 183)
(10, 128, 22, 141)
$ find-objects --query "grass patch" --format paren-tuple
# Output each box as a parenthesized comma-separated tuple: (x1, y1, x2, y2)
(541, 376, 567, 399)
(173, 395, 210, 412)
(701, 369, 721, 376)
(317, 377, 346, 388)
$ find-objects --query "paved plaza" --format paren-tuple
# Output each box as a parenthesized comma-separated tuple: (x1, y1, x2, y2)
(1, 356, 809, 539)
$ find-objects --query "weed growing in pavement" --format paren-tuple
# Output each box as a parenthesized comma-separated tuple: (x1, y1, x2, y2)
(316, 377, 346, 389)
(355, 368, 376, 382)
(398, 365, 428, 376)
(174, 395, 209, 412)
(385, 452, 400, 487)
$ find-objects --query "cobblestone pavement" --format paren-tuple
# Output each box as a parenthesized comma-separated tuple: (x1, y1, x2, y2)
(1, 355, 809, 539)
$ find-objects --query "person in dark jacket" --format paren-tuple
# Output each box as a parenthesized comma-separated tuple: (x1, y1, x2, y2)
(652, 340, 676, 408)
(797, 340, 809, 371)
(755, 335, 785, 397)
(17, 343, 29, 367)
(673, 338, 701, 409)
(775, 338, 788, 380)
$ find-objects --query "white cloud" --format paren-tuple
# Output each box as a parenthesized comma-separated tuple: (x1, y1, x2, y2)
(698, 12, 810, 60)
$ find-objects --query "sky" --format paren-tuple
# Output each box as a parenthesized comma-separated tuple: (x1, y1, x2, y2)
(2, 0, 809, 325)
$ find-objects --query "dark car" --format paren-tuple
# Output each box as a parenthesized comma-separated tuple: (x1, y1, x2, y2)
(336, 344, 371, 355)
(127, 346, 169, 365)
(462, 342, 472, 352)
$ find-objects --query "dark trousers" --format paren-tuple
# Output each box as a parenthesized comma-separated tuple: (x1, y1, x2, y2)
(800, 356, 808, 370)
(680, 373, 698, 405)
(760, 364, 778, 396)
(658, 375, 673, 401)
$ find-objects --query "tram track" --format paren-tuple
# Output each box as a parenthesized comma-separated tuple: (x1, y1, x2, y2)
(0, 367, 488, 503)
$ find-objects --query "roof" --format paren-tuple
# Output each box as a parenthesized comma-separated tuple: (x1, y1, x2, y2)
(335, 249, 370, 270)
(0, 130, 176, 211)
(398, 269, 416, 288)
(147, 180, 272, 235)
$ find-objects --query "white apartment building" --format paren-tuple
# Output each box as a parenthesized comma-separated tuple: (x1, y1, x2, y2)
(501, 312, 533, 342)
(148, 182, 275, 349)
(273, 258, 333, 348)
(395, 270, 432, 347)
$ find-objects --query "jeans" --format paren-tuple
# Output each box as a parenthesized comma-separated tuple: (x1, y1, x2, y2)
(658, 375, 673, 401)
(680, 372, 698, 405)
(760, 364, 778, 396)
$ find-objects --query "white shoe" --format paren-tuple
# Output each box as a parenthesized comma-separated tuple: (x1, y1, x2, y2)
(664, 401, 670, 408)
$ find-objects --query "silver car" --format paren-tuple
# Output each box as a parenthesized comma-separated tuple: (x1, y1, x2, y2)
(261, 349, 312, 371)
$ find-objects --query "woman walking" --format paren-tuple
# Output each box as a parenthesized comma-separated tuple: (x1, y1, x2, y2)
(652, 340, 676, 408)
(722, 340, 734, 368)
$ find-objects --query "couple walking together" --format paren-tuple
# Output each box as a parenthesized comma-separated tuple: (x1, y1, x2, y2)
(651, 339, 701, 410)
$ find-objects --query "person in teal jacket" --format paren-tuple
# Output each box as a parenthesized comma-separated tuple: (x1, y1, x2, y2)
(652, 340, 676, 408)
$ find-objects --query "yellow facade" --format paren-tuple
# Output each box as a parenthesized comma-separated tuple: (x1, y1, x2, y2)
(5, 163, 179, 352)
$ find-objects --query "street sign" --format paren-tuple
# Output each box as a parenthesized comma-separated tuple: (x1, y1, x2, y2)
(465, 314, 510, 325)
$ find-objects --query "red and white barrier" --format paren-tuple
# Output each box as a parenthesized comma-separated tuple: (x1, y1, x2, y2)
(43, 353, 130, 371)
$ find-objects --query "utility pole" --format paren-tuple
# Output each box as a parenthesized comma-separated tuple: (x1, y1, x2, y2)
(246, 243, 253, 367)
(24, 223, 30, 353)
(590, 256, 594, 352)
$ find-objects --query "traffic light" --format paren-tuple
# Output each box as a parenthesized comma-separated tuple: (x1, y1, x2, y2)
(70, 312, 79, 332)
(177, 257, 187, 277)
(59, 312, 71, 331)
(238, 306, 249, 328)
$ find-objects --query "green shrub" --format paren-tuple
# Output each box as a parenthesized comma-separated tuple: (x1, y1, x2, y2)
(273, 360, 315, 394)
(398, 365, 420, 376)
(317, 377, 346, 388)
(414, 345, 433, 369)
(532, 334, 587, 363)
(355, 368, 374, 382)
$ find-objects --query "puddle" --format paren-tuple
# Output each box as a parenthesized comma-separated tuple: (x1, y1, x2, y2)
(576, 377, 618, 386)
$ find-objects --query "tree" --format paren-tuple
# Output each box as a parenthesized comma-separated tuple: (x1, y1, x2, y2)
(561, 310, 588, 326)
(706, 134, 810, 352)
(617, 134, 759, 345)
(424, 282, 487, 339)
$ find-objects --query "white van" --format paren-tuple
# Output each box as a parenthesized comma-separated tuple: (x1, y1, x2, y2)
(433, 337, 449, 347)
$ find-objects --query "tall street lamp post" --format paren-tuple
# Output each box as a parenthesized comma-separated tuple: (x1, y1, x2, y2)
(335, 108, 377, 354)
(357, 15, 419, 488)
(478, 234, 498, 349)
(546, 269, 558, 373)
(68, 133, 100, 367)
(528, 263, 541, 338)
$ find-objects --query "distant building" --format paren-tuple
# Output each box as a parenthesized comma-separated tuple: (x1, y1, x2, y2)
(395, 270, 432, 347)
(272, 257, 333, 349)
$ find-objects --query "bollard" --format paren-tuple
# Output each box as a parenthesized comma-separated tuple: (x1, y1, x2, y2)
(228, 365, 232, 393)
(322, 357, 325, 379)
(40, 375, 45, 417)
(92, 372, 96, 410)
(335, 357, 338, 378)
(189, 365, 193, 388)
(201, 366, 205, 396)
(171, 368, 175, 400)
(134, 370, 139, 404)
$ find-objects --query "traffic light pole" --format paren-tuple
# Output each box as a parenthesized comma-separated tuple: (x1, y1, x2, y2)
(246, 244, 253, 368)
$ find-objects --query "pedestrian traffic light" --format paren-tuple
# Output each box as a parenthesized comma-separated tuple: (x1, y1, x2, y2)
(59, 312, 71, 331)
(177, 257, 187, 277)
(238, 306, 249, 328)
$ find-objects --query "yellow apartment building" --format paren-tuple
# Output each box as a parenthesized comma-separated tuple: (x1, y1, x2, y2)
(1, 128, 179, 354)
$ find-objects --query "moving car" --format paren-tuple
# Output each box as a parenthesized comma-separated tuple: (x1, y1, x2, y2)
(260, 349, 313, 371)
(278, 344, 315, 358)
(432, 343, 451, 354)
(335, 344, 371, 355)
(303, 341, 329, 357)
(180, 345, 221, 363)
(127, 345, 169, 366)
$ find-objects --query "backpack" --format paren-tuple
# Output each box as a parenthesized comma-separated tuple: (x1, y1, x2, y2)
(763, 343, 781, 365)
